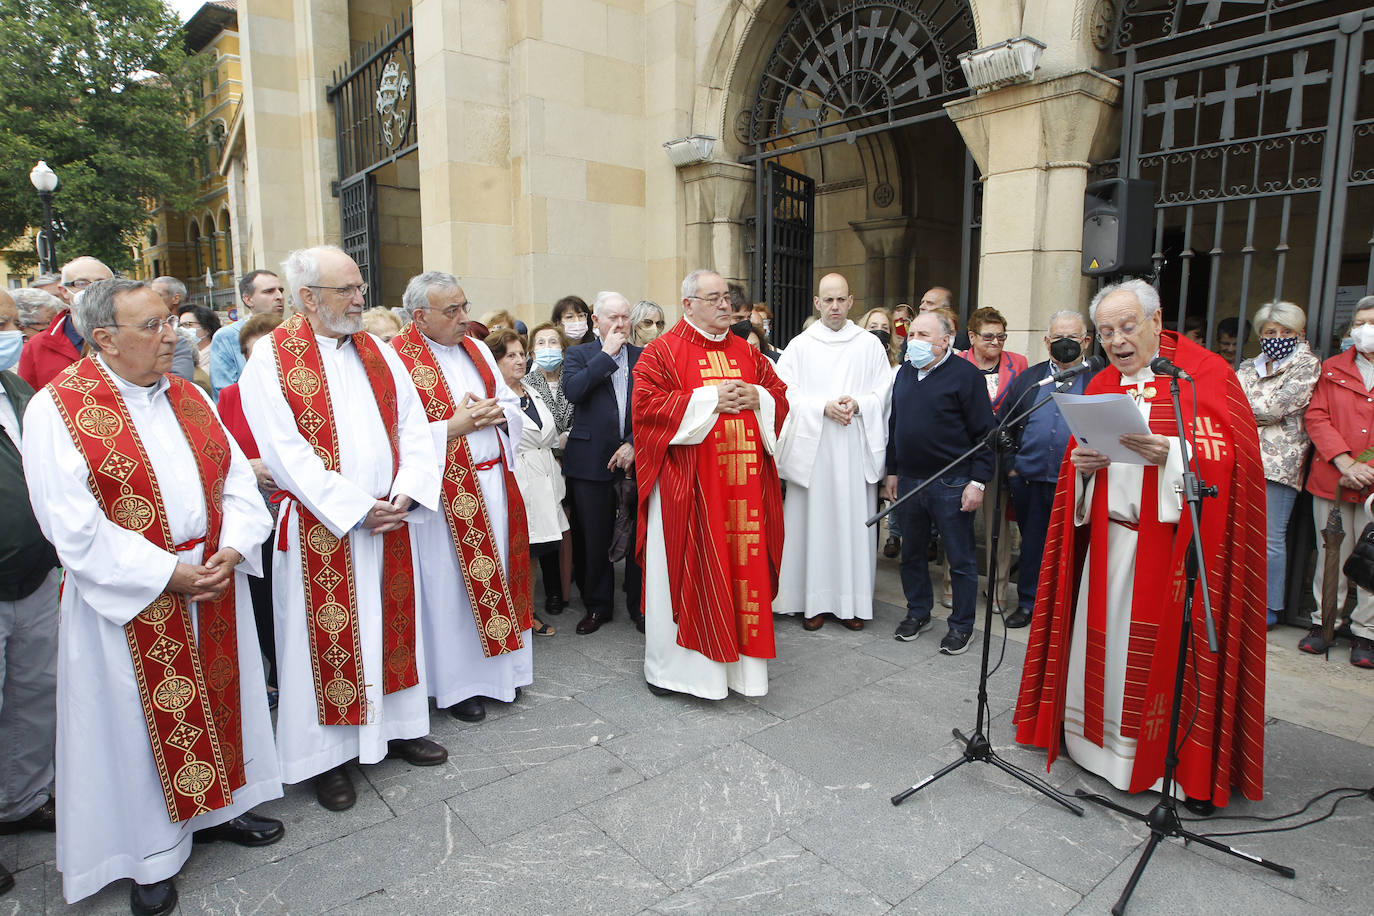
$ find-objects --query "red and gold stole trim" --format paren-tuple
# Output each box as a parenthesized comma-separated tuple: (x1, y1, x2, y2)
(392, 324, 532, 655)
(269, 314, 418, 725)
(48, 358, 241, 823)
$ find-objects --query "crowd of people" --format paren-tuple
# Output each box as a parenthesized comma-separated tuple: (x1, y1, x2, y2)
(0, 247, 1371, 913)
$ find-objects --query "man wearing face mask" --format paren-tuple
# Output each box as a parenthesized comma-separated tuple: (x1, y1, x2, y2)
(884, 309, 995, 655)
(996, 311, 1099, 628)
(0, 291, 24, 373)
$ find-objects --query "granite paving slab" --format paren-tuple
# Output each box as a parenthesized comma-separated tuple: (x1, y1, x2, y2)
(890, 843, 1082, 914)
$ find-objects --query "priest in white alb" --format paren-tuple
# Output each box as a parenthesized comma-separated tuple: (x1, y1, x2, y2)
(391, 271, 532, 726)
(23, 278, 283, 915)
(774, 273, 892, 631)
(239, 246, 447, 814)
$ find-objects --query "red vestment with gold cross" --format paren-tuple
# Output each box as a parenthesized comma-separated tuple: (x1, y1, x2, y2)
(632, 320, 789, 663)
(1015, 330, 1267, 806)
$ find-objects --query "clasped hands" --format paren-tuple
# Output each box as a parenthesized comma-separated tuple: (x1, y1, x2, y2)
(1071, 433, 1170, 473)
(1336, 454, 1374, 491)
(715, 379, 760, 414)
(448, 392, 504, 439)
(824, 396, 858, 427)
(168, 547, 245, 604)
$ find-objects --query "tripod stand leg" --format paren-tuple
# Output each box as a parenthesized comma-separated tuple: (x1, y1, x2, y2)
(984, 754, 1084, 815)
(1111, 830, 1163, 916)
(891, 754, 972, 805)
(1175, 827, 1297, 878)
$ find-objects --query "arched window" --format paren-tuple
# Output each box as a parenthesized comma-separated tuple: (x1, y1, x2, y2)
(188, 219, 203, 278)
(148, 226, 158, 247)
(219, 209, 233, 277)
(205, 212, 218, 273)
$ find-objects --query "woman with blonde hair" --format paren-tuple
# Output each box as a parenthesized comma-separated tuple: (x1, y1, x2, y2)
(361, 306, 402, 342)
(860, 307, 898, 366)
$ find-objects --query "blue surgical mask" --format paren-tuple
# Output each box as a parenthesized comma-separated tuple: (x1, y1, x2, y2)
(905, 339, 937, 369)
(0, 330, 21, 372)
(533, 347, 563, 371)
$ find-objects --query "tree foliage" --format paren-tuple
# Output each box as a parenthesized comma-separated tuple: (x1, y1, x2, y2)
(0, 0, 204, 273)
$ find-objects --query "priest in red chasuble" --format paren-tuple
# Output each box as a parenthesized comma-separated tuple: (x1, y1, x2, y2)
(633, 269, 789, 699)
(238, 247, 447, 815)
(22, 279, 283, 913)
(1015, 278, 1267, 810)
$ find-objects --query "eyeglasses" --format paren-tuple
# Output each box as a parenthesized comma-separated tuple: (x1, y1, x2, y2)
(690, 294, 730, 305)
(977, 332, 1008, 342)
(638, 319, 665, 329)
(311, 283, 368, 298)
(1047, 333, 1086, 342)
(1097, 322, 1140, 343)
(108, 315, 179, 334)
(63, 278, 98, 289)
(421, 303, 468, 319)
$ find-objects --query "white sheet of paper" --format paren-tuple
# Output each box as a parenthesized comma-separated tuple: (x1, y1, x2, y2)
(1052, 392, 1153, 465)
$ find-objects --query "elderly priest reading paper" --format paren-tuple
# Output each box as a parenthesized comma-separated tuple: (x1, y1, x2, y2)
(22, 278, 282, 915)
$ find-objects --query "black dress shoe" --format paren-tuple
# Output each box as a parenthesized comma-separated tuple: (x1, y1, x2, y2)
(194, 811, 285, 847)
(576, 613, 605, 635)
(449, 696, 486, 722)
(386, 736, 449, 766)
(629, 611, 645, 634)
(314, 764, 356, 811)
(1004, 608, 1032, 628)
(0, 859, 13, 896)
(130, 878, 177, 916)
(0, 798, 55, 834)
(544, 594, 565, 616)
(1181, 796, 1217, 817)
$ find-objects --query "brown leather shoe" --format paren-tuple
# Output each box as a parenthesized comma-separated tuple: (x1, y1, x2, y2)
(0, 798, 54, 834)
(576, 613, 605, 635)
(386, 736, 449, 766)
(314, 764, 356, 811)
(802, 615, 825, 631)
(840, 618, 864, 631)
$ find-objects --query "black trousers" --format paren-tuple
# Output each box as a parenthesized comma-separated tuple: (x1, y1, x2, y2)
(248, 537, 277, 688)
(567, 475, 641, 619)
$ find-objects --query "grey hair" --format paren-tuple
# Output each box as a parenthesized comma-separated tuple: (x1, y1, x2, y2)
(151, 275, 187, 300)
(1046, 309, 1089, 335)
(1356, 296, 1374, 319)
(1252, 300, 1307, 334)
(281, 245, 346, 301)
(922, 309, 954, 339)
(400, 270, 462, 320)
(592, 290, 629, 316)
(681, 269, 721, 301)
(630, 299, 663, 324)
(13, 287, 64, 321)
(32, 273, 60, 287)
(1088, 278, 1161, 324)
(73, 278, 149, 347)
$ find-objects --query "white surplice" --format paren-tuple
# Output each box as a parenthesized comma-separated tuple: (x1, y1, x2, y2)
(22, 359, 279, 904)
(642, 348, 780, 700)
(239, 333, 440, 784)
(773, 321, 892, 620)
(1063, 365, 1186, 791)
(406, 336, 532, 709)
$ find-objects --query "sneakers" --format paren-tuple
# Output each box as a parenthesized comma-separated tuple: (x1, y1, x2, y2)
(939, 628, 973, 656)
(1298, 624, 1331, 655)
(1352, 637, 1374, 669)
(894, 615, 934, 641)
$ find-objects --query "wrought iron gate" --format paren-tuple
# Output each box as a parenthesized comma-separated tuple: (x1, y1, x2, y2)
(755, 163, 815, 346)
(1108, 2, 1374, 358)
(325, 9, 416, 308)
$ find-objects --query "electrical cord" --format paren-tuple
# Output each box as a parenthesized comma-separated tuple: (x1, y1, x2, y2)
(1188, 786, 1374, 838)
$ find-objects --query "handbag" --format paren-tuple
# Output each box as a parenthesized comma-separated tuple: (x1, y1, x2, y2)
(1341, 495, 1374, 592)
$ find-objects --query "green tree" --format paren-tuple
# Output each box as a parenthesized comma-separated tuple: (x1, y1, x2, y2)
(0, 0, 204, 273)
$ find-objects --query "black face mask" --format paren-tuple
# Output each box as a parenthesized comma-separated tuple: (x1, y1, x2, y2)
(870, 328, 892, 349)
(1049, 337, 1083, 364)
(730, 318, 755, 340)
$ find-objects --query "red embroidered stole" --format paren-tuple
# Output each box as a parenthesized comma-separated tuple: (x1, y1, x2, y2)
(392, 324, 532, 654)
(270, 314, 418, 725)
(49, 358, 242, 823)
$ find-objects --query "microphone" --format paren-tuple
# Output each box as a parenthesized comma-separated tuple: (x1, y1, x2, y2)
(1149, 355, 1193, 381)
(1039, 354, 1106, 387)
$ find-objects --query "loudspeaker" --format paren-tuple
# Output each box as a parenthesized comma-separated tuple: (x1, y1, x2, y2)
(1082, 178, 1156, 277)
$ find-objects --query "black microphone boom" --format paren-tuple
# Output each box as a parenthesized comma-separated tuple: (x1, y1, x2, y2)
(1039, 354, 1106, 387)
(1149, 355, 1192, 381)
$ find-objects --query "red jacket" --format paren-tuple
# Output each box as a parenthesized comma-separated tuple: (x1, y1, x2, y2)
(960, 348, 1029, 412)
(1304, 347, 1374, 502)
(17, 311, 81, 390)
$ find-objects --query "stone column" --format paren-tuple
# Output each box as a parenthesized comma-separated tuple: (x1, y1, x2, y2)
(946, 71, 1120, 361)
(681, 160, 755, 294)
(850, 217, 915, 308)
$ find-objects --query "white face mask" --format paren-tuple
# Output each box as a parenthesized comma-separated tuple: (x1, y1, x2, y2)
(562, 319, 588, 340)
(1352, 325, 1374, 354)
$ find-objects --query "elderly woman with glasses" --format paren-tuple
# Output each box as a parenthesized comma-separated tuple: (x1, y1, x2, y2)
(1235, 302, 1320, 632)
(629, 299, 665, 346)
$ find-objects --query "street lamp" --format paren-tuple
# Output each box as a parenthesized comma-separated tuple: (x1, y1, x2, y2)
(29, 160, 58, 275)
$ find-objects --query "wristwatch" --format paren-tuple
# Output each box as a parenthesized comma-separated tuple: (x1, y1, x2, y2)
(969, 481, 986, 491)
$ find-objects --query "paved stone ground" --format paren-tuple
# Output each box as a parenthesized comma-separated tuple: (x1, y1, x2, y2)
(5, 555, 1374, 915)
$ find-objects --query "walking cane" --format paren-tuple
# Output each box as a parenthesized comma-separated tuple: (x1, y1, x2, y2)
(1321, 504, 1344, 646)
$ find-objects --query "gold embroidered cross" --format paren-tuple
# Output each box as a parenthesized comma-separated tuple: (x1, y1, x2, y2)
(716, 419, 760, 485)
(697, 351, 743, 385)
(1143, 694, 1170, 742)
(1193, 415, 1229, 462)
(725, 498, 762, 564)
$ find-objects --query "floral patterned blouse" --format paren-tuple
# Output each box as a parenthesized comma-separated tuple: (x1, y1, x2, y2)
(1237, 341, 1321, 489)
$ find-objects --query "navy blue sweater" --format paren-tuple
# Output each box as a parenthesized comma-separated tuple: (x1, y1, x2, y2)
(886, 353, 997, 482)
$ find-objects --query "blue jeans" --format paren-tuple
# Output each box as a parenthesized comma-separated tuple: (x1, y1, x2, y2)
(896, 474, 977, 632)
(1009, 476, 1057, 615)
(1265, 480, 1298, 624)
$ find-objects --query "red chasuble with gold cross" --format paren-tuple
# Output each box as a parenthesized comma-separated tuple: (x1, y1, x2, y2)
(632, 320, 789, 663)
(1015, 330, 1267, 806)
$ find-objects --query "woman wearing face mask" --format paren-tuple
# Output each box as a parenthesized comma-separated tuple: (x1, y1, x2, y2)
(1237, 303, 1320, 633)
(0, 293, 24, 373)
(861, 308, 898, 366)
(522, 322, 576, 613)
(175, 304, 220, 392)
(1286, 302, 1374, 668)
(552, 295, 595, 347)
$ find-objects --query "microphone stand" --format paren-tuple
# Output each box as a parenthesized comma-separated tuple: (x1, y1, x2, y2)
(1074, 371, 1294, 914)
(875, 374, 1084, 816)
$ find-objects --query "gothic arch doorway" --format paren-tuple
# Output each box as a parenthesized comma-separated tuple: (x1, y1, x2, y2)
(737, 0, 980, 342)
